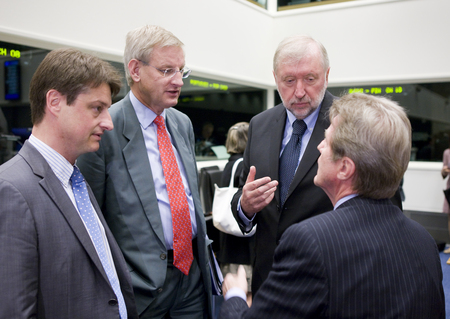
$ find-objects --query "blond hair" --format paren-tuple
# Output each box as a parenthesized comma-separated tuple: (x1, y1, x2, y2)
(225, 122, 249, 154)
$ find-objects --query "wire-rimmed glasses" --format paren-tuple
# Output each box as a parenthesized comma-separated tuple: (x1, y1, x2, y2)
(138, 59, 191, 79)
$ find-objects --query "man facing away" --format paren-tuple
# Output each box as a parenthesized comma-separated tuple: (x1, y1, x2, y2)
(0, 48, 139, 318)
(220, 93, 445, 319)
(78, 25, 212, 318)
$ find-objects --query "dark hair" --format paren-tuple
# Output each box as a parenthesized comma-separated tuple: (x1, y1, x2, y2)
(29, 48, 122, 124)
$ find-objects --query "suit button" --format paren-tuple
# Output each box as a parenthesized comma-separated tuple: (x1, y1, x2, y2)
(108, 299, 118, 306)
(157, 288, 163, 294)
(160, 253, 167, 260)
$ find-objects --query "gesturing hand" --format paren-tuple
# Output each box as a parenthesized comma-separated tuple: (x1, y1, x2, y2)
(240, 166, 278, 218)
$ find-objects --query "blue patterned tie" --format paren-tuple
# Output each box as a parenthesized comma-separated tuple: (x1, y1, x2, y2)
(71, 166, 127, 319)
(279, 119, 307, 207)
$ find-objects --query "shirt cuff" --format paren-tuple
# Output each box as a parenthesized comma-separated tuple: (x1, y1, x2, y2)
(238, 196, 255, 232)
(225, 287, 247, 301)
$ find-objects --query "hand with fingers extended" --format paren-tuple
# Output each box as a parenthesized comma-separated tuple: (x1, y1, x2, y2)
(222, 265, 248, 297)
(240, 166, 278, 219)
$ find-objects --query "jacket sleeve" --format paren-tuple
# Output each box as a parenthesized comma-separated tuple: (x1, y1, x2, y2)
(0, 179, 39, 318)
(219, 222, 329, 319)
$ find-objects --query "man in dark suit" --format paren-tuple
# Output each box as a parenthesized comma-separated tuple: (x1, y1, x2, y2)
(0, 48, 138, 318)
(231, 35, 335, 295)
(77, 25, 212, 318)
(220, 93, 445, 318)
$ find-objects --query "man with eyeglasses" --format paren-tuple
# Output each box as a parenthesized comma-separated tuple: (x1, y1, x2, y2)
(78, 25, 212, 319)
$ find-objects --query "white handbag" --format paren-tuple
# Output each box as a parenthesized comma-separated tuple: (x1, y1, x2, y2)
(212, 158, 256, 237)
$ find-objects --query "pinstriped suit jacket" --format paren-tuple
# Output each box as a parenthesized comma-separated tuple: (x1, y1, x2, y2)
(220, 197, 445, 319)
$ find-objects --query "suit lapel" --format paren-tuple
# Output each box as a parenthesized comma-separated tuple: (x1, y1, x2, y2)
(165, 110, 196, 190)
(120, 96, 166, 246)
(165, 110, 203, 222)
(165, 109, 209, 242)
(270, 105, 288, 205)
(20, 142, 110, 282)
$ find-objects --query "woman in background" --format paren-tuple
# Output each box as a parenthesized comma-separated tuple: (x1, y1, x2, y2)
(441, 145, 450, 258)
(217, 122, 254, 306)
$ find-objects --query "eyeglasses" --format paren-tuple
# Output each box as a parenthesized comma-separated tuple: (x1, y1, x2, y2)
(138, 59, 191, 79)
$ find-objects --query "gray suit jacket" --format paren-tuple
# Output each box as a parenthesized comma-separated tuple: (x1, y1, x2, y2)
(77, 93, 212, 316)
(221, 197, 445, 319)
(0, 141, 138, 319)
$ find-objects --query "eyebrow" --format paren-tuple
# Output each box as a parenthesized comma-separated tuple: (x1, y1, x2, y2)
(159, 63, 185, 69)
(89, 100, 110, 108)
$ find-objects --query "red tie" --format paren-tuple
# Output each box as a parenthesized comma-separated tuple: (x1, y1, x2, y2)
(154, 115, 193, 275)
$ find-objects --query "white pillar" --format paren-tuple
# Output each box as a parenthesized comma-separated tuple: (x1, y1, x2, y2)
(267, 0, 278, 13)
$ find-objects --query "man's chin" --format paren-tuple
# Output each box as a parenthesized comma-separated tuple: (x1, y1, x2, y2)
(289, 106, 314, 120)
(86, 141, 100, 154)
(313, 175, 322, 189)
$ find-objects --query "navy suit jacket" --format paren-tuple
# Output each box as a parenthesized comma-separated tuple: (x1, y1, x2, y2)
(0, 141, 138, 318)
(221, 197, 445, 319)
(77, 93, 212, 316)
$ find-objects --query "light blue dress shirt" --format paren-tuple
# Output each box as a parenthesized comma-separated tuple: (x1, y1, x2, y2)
(130, 91, 197, 250)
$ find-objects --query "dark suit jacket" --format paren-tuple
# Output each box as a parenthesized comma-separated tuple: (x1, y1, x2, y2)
(77, 93, 212, 316)
(0, 141, 138, 319)
(221, 197, 445, 319)
(231, 91, 335, 294)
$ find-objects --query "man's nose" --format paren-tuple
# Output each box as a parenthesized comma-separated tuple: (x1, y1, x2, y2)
(294, 81, 306, 98)
(100, 110, 114, 131)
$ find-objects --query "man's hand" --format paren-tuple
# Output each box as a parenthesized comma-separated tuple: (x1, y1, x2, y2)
(240, 166, 278, 218)
(223, 265, 248, 297)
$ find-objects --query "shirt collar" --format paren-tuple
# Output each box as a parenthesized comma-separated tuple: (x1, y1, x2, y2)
(334, 193, 359, 210)
(28, 134, 74, 188)
(286, 101, 322, 133)
(130, 90, 166, 129)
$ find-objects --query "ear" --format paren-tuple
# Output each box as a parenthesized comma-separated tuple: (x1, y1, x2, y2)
(273, 70, 278, 83)
(128, 59, 141, 84)
(325, 67, 330, 84)
(45, 89, 64, 117)
(337, 156, 355, 181)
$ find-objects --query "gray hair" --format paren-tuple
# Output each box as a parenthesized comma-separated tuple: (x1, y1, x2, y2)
(273, 35, 329, 74)
(123, 25, 184, 86)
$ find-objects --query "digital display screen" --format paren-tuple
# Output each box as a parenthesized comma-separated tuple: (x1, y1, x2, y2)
(4, 60, 21, 100)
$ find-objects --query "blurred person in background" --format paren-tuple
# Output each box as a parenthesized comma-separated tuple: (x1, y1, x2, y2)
(217, 122, 254, 306)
